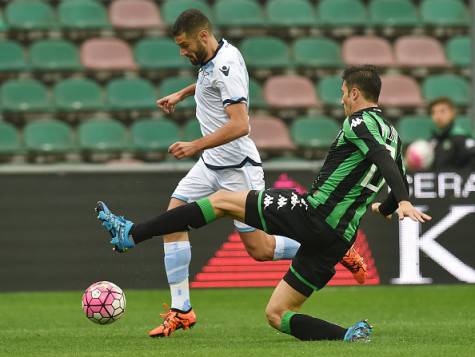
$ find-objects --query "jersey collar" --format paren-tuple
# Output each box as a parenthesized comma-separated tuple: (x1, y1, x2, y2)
(200, 39, 225, 68)
(351, 106, 382, 117)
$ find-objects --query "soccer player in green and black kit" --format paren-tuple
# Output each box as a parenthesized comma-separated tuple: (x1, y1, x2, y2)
(96, 65, 431, 341)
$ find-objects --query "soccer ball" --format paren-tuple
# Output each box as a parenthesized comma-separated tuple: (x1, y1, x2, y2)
(405, 140, 434, 171)
(82, 281, 126, 324)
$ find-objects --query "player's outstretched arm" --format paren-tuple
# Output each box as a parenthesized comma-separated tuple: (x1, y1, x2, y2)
(371, 201, 431, 223)
(156, 83, 196, 114)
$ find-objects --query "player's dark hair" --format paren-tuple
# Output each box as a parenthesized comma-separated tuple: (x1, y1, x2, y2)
(429, 96, 455, 112)
(172, 9, 212, 37)
(342, 65, 381, 102)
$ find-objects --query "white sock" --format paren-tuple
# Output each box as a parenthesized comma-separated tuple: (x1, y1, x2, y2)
(164, 241, 192, 311)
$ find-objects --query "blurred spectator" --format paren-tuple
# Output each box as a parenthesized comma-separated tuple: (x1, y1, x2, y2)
(429, 97, 475, 169)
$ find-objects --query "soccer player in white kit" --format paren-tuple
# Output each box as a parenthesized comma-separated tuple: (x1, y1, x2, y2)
(125, 9, 365, 337)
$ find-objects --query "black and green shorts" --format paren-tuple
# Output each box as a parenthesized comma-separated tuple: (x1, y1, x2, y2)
(245, 189, 353, 297)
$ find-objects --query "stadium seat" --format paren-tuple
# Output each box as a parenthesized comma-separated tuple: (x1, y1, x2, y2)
(106, 78, 156, 110)
(342, 36, 395, 66)
(30, 40, 82, 71)
(240, 37, 290, 69)
(267, 0, 316, 26)
(58, 0, 110, 30)
(24, 119, 74, 154)
(184, 120, 202, 141)
(160, 76, 196, 110)
(293, 37, 343, 68)
(369, 0, 418, 26)
(318, 0, 367, 26)
(446, 36, 471, 67)
(291, 116, 340, 148)
(1, 78, 51, 112)
(395, 36, 448, 67)
(109, 0, 163, 29)
(214, 0, 265, 27)
(420, 0, 469, 26)
(422, 74, 471, 105)
(134, 38, 189, 70)
(397, 116, 434, 143)
(0, 11, 8, 32)
(379, 75, 423, 107)
(0, 41, 27, 72)
(0, 121, 21, 155)
(5, 0, 55, 30)
(131, 119, 180, 152)
(317, 76, 342, 107)
(264, 75, 318, 108)
(79, 119, 128, 151)
(249, 78, 267, 109)
(161, 0, 212, 25)
(81, 38, 136, 70)
(455, 116, 473, 134)
(53, 78, 104, 111)
(249, 115, 295, 151)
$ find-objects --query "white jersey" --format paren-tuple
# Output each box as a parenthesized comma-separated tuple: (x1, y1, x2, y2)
(194, 39, 261, 168)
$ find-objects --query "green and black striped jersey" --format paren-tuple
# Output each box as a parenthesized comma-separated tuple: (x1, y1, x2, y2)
(308, 107, 405, 242)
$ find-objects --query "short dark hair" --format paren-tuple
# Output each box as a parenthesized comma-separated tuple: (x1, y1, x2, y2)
(429, 96, 455, 112)
(172, 9, 212, 37)
(342, 65, 381, 102)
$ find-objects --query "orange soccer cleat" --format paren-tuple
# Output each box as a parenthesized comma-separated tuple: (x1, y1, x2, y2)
(148, 304, 197, 338)
(340, 246, 367, 284)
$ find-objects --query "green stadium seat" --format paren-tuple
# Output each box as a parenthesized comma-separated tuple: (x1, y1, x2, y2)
(291, 116, 340, 148)
(455, 116, 473, 134)
(293, 37, 343, 68)
(5, 0, 55, 30)
(240, 37, 290, 69)
(318, 0, 367, 26)
(397, 116, 435, 143)
(317, 76, 342, 107)
(58, 0, 110, 29)
(0, 121, 21, 155)
(267, 0, 316, 26)
(161, 0, 212, 25)
(53, 78, 104, 112)
(79, 119, 128, 151)
(24, 119, 74, 154)
(184, 120, 202, 141)
(249, 78, 267, 109)
(446, 36, 471, 67)
(1, 79, 51, 112)
(30, 40, 82, 71)
(134, 38, 189, 70)
(0, 41, 27, 72)
(159, 76, 196, 110)
(0, 11, 8, 32)
(369, 0, 418, 26)
(106, 78, 156, 111)
(214, 0, 265, 27)
(421, 0, 469, 26)
(131, 119, 180, 152)
(422, 74, 471, 106)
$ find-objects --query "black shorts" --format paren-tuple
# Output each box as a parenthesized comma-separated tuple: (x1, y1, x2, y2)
(245, 189, 353, 297)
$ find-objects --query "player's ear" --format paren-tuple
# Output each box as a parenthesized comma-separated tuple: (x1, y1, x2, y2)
(197, 29, 208, 44)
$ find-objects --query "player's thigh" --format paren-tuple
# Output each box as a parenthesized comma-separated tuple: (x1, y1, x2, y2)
(209, 189, 250, 221)
(171, 159, 217, 203)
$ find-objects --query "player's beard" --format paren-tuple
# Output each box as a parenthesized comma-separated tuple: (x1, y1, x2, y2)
(189, 43, 208, 66)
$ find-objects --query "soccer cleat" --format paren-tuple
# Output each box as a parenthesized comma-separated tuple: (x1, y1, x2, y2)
(95, 201, 135, 253)
(344, 319, 373, 342)
(340, 246, 367, 284)
(148, 304, 197, 338)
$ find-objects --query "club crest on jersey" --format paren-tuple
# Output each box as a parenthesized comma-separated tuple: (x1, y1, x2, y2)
(350, 117, 363, 128)
(219, 65, 230, 76)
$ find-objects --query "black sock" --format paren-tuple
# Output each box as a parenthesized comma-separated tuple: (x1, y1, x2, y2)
(281, 312, 347, 341)
(130, 198, 217, 244)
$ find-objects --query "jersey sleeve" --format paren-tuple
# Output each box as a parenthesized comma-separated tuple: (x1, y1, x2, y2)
(214, 58, 249, 108)
(343, 113, 386, 157)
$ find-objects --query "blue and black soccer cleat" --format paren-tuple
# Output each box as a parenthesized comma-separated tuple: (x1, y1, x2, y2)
(95, 201, 135, 253)
(344, 319, 373, 342)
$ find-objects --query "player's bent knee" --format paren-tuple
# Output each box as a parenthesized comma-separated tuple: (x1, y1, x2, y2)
(265, 305, 284, 330)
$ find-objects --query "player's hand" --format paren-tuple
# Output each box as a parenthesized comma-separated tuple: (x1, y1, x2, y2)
(395, 201, 432, 223)
(156, 92, 182, 114)
(371, 202, 392, 220)
(168, 141, 200, 159)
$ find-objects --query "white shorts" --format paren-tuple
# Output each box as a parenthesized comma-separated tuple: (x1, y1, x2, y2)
(172, 158, 265, 232)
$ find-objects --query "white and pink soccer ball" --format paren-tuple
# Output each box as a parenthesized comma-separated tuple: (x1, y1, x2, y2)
(405, 140, 435, 171)
(82, 281, 126, 324)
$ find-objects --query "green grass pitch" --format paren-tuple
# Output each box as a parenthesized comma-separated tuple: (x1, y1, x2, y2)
(0, 285, 473, 357)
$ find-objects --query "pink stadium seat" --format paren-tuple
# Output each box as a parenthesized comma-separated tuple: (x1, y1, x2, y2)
(379, 75, 424, 107)
(109, 0, 162, 29)
(394, 35, 448, 67)
(342, 36, 395, 66)
(249, 115, 295, 150)
(263, 75, 319, 108)
(81, 38, 136, 70)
